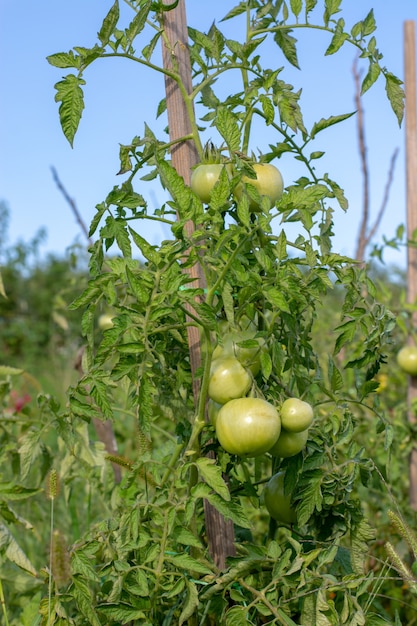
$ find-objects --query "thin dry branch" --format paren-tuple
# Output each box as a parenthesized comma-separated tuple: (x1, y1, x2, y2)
(353, 57, 399, 262)
(51, 166, 93, 246)
(353, 57, 370, 262)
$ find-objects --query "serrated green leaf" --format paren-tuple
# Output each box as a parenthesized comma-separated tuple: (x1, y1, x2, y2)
(221, 2, 247, 22)
(46, 51, 79, 69)
(54, 74, 85, 146)
(264, 287, 290, 313)
(97, 603, 146, 621)
(90, 379, 113, 419)
(351, 518, 376, 574)
(195, 457, 231, 500)
(274, 29, 299, 69)
(325, 22, 348, 55)
(362, 9, 377, 36)
(126, 2, 151, 41)
(225, 606, 250, 625)
(385, 72, 405, 126)
(18, 430, 43, 481)
(361, 62, 381, 95)
(0, 523, 37, 576)
(174, 526, 203, 549)
(260, 94, 275, 125)
(310, 112, 355, 139)
(129, 227, 159, 264)
(165, 552, 213, 575)
(192, 483, 250, 528)
(72, 577, 101, 626)
(290, 0, 302, 18)
(221, 282, 235, 326)
(236, 194, 250, 227)
(215, 107, 241, 152)
(209, 165, 232, 210)
(113, 220, 132, 257)
(324, 0, 342, 26)
(138, 374, 154, 433)
(98, 0, 120, 46)
(72, 551, 100, 582)
(0, 484, 42, 502)
(296, 472, 322, 525)
(179, 579, 199, 625)
(275, 230, 287, 260)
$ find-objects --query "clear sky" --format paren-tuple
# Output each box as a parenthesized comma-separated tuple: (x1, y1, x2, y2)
(1, 1, 416, 269)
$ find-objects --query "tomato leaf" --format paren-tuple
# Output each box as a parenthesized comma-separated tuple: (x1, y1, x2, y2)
(273, 29, 299, 69)
(179, 579, 199, 625)
(165, 553, 213, 576)
(97, 604, 146, 621)
(126, 1, 152, 42)
(54, 74, 85, 147)
(214, 107, 241, 153)
(361, 61, 381, 96)
(0, 524, 37, 576)
(97, 0, 120, 46)
(385, 72, 405, 126)
(192, 483, 250, 528)
(195, 457, 231, 501)
(310, 112, 355, 138)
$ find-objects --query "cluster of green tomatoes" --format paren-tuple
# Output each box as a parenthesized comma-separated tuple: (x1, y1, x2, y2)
(206, 323, 314, 524)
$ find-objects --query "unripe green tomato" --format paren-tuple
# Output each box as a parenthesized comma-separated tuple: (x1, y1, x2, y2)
(280, 398, 314, 433)
(191, 163, 232, 203)
(208, 357, 252, 404)
(98, 313, 114, 330)
(397, 346, 417, 376)
(215, 397, 281, 457)
(234, 163, 284, 210)
(213, 329, 265, 375)
(207, 399, 222, 427)
(263, 471, 297, 525)
(269, 428, 309, 458)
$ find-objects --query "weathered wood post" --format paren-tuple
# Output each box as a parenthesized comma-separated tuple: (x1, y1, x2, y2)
(404, 20, 417, 510)
(161, 0, 236, 569)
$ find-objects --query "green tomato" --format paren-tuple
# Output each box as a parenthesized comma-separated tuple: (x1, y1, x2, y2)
(207, 399, 222, 427)
(98, 313, 114, 330)
(235, 163, 284, 210)
(215, 397, 281, 457)
(208, 357, 252, 405)
(280, 398, 314, 433)
(213, 329, 266, 375)
(269, 428, 309, 458)
(191, 163, 231, 203)
(263, 471, 297, 525)
(397, 346, 417, 376)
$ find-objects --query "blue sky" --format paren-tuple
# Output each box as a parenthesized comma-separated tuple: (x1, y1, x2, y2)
(1, 1, 416, 269)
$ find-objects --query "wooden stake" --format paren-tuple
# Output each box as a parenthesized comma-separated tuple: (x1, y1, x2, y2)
(161, 0, 236, 569)
(404, 20, 417, 510)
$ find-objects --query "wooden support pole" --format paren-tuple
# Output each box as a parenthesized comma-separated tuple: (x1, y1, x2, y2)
(404, 20, 417, 510)
(161, 0, 236, 569)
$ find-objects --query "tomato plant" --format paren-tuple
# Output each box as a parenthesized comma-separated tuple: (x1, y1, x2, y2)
(215, 397, 281, 456)
(280, 397, 314, 432)
(396, 345, 417, 376)
(0, 2, 404, 625)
